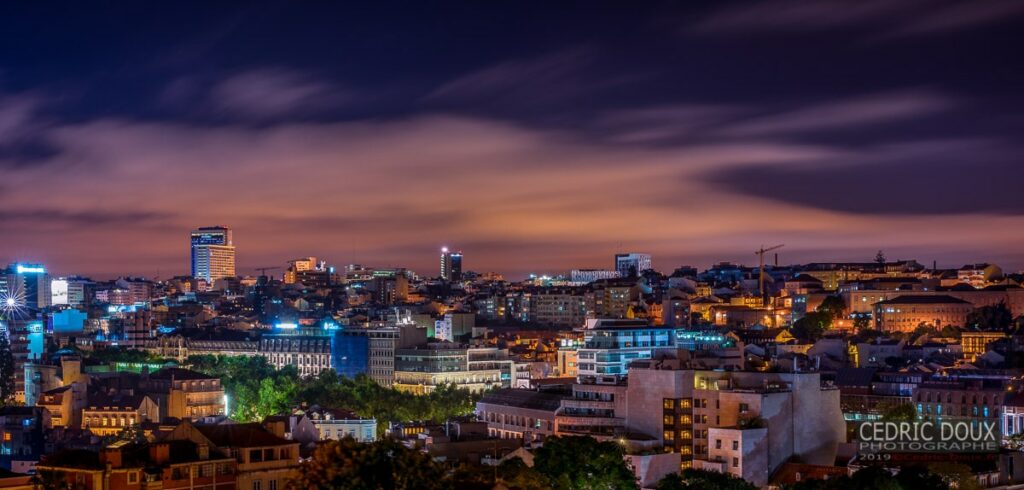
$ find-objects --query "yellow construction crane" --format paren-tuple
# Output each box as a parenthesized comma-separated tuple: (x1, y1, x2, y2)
(755, 244, 784, 305)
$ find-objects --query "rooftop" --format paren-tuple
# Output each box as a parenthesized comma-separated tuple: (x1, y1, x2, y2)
(874, 295, 971, 305)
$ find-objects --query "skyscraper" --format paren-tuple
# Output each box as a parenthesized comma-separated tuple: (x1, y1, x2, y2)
(1, 263, 50, 312)
(190, 226, 236, 283)
(440, 247, 463, 281)
(615, 253, 652, 278)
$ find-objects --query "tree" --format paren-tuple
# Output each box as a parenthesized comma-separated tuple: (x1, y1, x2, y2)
(792, 312, 831, 341)
(285, 438, 448, 490)
(880, 403, 917, 422)
(669, 469, 756, 489)
(965, 301, 1013, 331)
(498, 458, 550, 490)
(875, 250, 887, 265)
(852, 315, 873, 333)
(533, 436, 638, 489)
(655, 473, 685, 490)
(926, 462, 982, 490)
(816, 296, 846, 322)
(0, 330, 14, 406)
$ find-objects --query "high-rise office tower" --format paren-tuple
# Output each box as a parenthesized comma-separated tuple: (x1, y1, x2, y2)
(615, 253, 652, 278)
(190, 226, 236, 283)
(1, 263, 51, 312)
(440, 247, 463, 281)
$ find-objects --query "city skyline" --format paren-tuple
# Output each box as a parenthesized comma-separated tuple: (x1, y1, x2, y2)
(2, 2, 1023, 278)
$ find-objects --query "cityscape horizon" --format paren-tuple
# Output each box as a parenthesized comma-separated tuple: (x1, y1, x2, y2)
(1, 2, 1023, 489)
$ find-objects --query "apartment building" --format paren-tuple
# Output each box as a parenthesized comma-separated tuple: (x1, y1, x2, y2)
(393, 343, 512, 394)
(576, 320, 675, 381)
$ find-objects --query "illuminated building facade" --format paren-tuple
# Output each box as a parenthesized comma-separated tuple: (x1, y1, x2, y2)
(2, 263, 51, 311)
(190, 226, 236, 284)
(873, 295, 973, 332)
(614, 253, 652, 278)
(440, 247, 463, 281)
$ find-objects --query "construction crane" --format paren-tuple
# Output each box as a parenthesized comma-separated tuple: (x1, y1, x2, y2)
(755, 244, 784, 305)
(254, 266, 280, 278)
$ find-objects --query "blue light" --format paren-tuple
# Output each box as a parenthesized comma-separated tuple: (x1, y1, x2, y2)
(15, 265, 45, 274)
(276, 322, 298, 330)
(323, 321, 340, 331)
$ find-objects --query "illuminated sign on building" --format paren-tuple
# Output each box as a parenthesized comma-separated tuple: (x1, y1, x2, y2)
(15, 265, 46, 274)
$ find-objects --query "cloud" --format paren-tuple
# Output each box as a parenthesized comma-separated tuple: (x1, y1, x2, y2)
(0, 208, 175, 228)
(690, 0, 1024, 38)
(593, 90, 953, 143)
(423, 48, 632, 113)
(704, 139, 1024, 214)
(2, 105, 1021, 278)
(209, 68, 350, 120)
(719, 90, 953, 137)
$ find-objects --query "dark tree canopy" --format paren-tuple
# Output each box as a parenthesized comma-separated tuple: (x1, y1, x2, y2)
(533, 436, 638, 490)
(0, 332, 15, 406)
(285, 438, 448, 490)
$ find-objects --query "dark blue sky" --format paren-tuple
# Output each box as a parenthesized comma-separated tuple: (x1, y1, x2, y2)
(1, 1, 1023, 278)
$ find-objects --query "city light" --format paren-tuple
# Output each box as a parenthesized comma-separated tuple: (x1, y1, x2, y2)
(15, 264, 46, 274)
(275, 322, 298, 329)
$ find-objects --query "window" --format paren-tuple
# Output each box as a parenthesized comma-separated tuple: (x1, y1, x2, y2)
(664, 431, 675, 441)
(663, 399, 675, 410)
(128, 472, 139, 484)
(269, 480, 278, 490)
(253, 481, 262, 490)
(732, 441, 738, 450)
(663, 415, 674, 425)
(715, 439, 722, 449)
(732, 457, 739, 468)
(739, 403, 749, 412)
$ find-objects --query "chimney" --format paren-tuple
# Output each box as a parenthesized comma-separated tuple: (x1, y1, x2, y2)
(149, 443, 170, 465)
(100, 447, 123, 468)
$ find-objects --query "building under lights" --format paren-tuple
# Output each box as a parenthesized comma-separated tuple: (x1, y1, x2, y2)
(614, 253, 652, 278)
(260, 323, 333, 377)
(576, 319, 676, 381)
(190, 226, 236, 284)
(440, 247, 463, 281)
(2, 263, 51, 311)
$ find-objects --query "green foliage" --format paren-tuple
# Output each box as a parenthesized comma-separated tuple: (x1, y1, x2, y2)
(792, 312, 831, 341)
(880, 403, 917, 422)
(0, 332, 15, 406)
(852, 316, 872, 332)
(533, 436, 638, 490)
(186, 355, 476, 425)
(285, 438, 448, 490)
(664, 469, 756, 490)
(188, 355, 299, 422)
(785, 465, 951, 490)
(926, 462, 982, 490)
(817, 296, 846, 322)
(498, 458, 550, 490)
(87, 347, 170, 364)
(965, 301, 1013, 331)
(655, 473, 685, 490)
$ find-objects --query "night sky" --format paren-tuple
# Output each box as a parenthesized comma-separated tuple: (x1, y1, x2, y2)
(1, 1, 1023, 279)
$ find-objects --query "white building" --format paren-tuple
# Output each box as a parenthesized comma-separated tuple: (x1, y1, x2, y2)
(190, 226, 236, 284)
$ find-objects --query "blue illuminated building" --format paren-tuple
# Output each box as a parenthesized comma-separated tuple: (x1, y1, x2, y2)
(331, 329, 370, 379)
(51, 309, 87, 334)
(2, 263, 49, 312)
